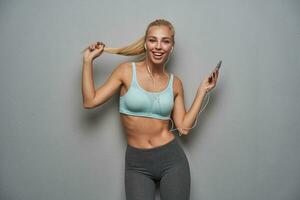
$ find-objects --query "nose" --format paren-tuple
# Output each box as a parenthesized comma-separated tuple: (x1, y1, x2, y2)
(155, 42, 161, 49)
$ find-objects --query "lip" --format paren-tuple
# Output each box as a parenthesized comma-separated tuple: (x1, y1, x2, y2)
(151, 51, 165, 59)
(152, 51, 165, 54)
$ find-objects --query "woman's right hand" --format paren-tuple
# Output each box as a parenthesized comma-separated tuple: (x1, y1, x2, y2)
(83, 41, 105, 62)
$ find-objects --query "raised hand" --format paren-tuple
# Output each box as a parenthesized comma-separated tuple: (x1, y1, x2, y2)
(199, 68, 219, 93)
(83, 41, 105, 62)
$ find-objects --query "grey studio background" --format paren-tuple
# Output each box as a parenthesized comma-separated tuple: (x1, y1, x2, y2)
(1, 0, 299, 199)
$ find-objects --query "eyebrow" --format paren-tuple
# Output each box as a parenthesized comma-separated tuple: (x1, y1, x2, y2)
(147, 36, 171, 40)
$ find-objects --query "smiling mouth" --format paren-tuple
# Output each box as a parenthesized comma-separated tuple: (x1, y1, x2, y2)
(152, 52, 165, 59)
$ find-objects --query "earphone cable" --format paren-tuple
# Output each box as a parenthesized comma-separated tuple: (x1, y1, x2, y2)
(144, 45, 211, 136)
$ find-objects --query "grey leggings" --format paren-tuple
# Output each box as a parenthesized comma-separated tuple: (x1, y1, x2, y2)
(125, 137, 191, 200)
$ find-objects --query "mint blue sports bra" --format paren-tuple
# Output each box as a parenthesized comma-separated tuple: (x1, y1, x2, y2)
(119, 62, 174, 120)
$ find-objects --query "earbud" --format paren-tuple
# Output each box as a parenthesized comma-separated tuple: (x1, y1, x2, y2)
(170, 46, 174, 53)
(144, 44, 147, 50)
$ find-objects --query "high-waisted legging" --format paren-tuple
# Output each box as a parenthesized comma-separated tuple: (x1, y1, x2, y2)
(125, 137, 191, 200)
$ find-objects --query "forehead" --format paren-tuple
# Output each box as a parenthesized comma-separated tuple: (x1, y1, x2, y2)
(147, 25, 172, 39)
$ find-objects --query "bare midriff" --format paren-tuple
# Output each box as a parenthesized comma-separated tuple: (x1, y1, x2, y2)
(120, 114, 175, 149)
(119, 61, 176, 149)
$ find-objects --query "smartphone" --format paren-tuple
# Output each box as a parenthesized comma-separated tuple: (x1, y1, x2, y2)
(209, 60, 222, 83)
(216, 60, 222, 70)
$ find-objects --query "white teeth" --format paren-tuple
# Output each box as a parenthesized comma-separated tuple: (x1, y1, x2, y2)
(153, 52, 164, 56)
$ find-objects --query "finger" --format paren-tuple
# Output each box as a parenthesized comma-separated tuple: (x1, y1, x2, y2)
(210, 72, 215, 82)
(212, 72, 216, 83)
(214, 73, 218, 83)
(96, 41, 103, 48)
(90, 44, 95, 50)
(97, 44, 105, 50)
(214, 72, 218, 82)
(97, 41, 104, 47)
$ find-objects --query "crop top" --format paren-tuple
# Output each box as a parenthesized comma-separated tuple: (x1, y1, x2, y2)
(119, 62, 174, 120)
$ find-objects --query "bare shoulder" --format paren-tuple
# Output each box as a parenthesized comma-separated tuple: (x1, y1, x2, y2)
(114, 61, 131, 73)
(172, 74, 184, 97)
(113, 61, 132, 82)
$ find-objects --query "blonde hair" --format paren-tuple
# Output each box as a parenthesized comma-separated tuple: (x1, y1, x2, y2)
(82, 19, 175, 56)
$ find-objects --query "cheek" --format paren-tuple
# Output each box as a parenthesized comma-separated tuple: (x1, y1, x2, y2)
(147, 43, 156, 49)
(162, 44, 172, 51)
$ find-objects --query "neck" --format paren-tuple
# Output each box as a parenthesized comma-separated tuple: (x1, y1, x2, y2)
(143, 59, 166, 76)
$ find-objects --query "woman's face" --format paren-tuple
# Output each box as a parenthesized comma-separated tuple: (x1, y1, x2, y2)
(145, 25, 174, 64)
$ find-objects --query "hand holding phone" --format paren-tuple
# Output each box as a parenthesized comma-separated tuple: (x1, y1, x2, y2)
(209, 60, 222, 83)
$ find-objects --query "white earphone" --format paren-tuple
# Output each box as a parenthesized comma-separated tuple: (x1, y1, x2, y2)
(170, 46, 174, 53)
(143, 43, 210, 136)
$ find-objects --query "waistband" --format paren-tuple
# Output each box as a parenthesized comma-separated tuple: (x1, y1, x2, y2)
(126, 137, 177, 153)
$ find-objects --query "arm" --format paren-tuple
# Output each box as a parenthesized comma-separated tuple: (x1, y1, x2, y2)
(82, 59, 124, 109)
(171, 76, 207, 135)
(172, 68, 219, 135)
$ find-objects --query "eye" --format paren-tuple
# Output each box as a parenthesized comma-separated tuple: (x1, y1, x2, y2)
(164, 40, 170, 44)
(149, 39, 155, 42)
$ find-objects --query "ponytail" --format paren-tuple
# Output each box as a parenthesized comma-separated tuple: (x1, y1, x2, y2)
(82, 36, 146, 56)
(82, 19, 175, 56)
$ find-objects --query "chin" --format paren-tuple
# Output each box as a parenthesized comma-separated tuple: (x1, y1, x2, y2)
(151, 59, 164, 64)
(149, 54, 166, 64)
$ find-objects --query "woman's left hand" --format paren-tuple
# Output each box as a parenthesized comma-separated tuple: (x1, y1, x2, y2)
(199, 68, 219, 94)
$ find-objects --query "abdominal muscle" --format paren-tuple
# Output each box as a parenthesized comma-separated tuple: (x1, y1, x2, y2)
(120, 114, 175, 149)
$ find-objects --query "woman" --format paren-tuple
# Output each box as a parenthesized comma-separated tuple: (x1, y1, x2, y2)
(82, 19, 219, 200)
